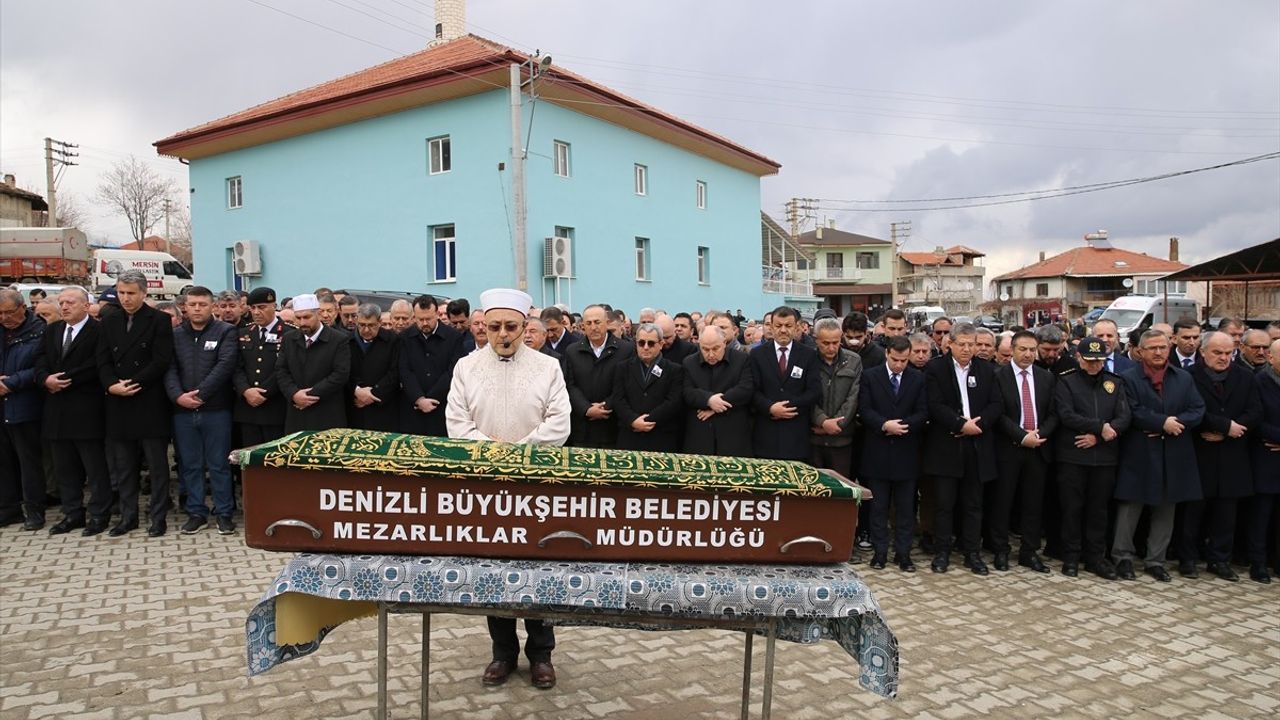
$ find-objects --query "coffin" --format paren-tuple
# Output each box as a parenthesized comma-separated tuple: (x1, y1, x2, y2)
(237, 429, 869, 564)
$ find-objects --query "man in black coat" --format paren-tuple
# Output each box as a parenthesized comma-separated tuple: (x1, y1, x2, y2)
(348, 303, 401, 432)
(750, 306, 822, 461)
(34, 288, 112, 536)
(276, 294, 351, 433)
(399, 295, 463, 436)
(858, 336, 928, 571)
(681, 326, 755, 456)
(991, 331, 1059, 573)
(96, 270, 174, 537)
(540, 306, 581, 355)
(922, 323, 1003, 575)
(233, 287, 292, 447)
(1033, 322, 1077, 560)
(612, 323, 683, 452)
(563, 304, 632, 448)
(842, 312, 885, 369)
(1249, 341, 1280, 583)
(1184, 331, 1263, 581)
(657, 315, 697, 363)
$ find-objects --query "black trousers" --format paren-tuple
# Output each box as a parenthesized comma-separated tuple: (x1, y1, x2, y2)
(0, 421, 45, 521)
(53, 438, 113, 523)
(1057, 463, 1114, 563)
(866, 476, 917, 558)
(931, 443, 983, 554)
(990, 449, 1047, 557)
(1248, 493, 1279, 567)
(1178, 497, 1240, 563)
(106, 438, 172, 527)
(488, 617, 555, 664)
(239, 423, 285, 448)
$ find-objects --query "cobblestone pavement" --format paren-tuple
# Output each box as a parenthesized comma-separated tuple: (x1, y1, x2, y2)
(2, 509, 1278, 720)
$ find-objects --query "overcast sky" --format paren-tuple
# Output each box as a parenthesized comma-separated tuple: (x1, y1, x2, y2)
(3, 0, 1278, 290)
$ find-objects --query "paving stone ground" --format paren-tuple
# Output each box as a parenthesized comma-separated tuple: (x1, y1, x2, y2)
(2, 508, 1278, 719)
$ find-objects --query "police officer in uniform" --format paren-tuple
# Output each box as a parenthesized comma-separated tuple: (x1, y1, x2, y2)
(232, 287, 292, 446)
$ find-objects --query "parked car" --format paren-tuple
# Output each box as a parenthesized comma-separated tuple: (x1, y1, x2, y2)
(975, 315, 1004, 333)
(344, 289, 451, 312)
(953, 315, 974, 327)
(6, 282, 94, 303)
(1083, 307, 1106, 324)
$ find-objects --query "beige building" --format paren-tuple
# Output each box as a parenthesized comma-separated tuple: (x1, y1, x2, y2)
(896, 245, 987, 315)
(795, 225, 895, 315)
(0, 174, 48, 228)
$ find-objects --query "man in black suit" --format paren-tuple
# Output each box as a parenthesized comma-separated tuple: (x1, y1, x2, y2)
(276, 293, 351, 433)
(233, 287, 292, 447)
(842, 312, 885, 369)
(348, 303, 401, 432)
(523, 318, 562, 360)
(922, 322, 1003, 574)
(681, 326, 755, 456)
(858, 336, 928, 571)
(96, 270, 174, 537)
(612, 323, 684, 452)
(541, 306, 581, 355)
(1093, 319, 1135, 375)
(35, 288, 113, 536)
(563, 304, 632, 448)
(657, 315, 697, 363)
(991, 331, 1058, 573)
(399, 294, 463, 436)
(750, 306, 822, 461)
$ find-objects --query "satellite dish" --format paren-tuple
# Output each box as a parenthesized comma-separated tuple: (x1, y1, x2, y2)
(999, 292, 1010, 302)
(1122, 278, 1134, 288)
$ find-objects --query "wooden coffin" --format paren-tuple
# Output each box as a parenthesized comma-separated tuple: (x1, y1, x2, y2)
(238, 429, 869, 564)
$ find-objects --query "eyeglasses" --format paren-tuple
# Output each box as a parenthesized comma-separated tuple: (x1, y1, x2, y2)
(635, 339, 659, 347)
(486, 321, 522, 334)
(1246, 344, 1269, 350)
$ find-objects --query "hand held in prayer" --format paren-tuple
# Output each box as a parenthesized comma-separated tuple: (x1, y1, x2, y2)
(109, 380, 141, 396)
(821, 418, 842, 435)
(1227, 421, 1247, 439)
(1200, 431, 1225, 443)
(1162, 416, 1184, 436)
(586, 402, 612, 420)
(707, 393, 731, 413)
(1100, 423, 1118, 442)
(696, 409, 715, 422)
(961, 417, 983, 436)
(1074, 433, 1097, 449)
(415, 397, 440, 413)
(632, 414, 656, 432)
(1021, 430, 1045, 447)
(882, 419, 909, 436)
(243, 387, 267, 407)
(293, 389, 320, 409)
(44, 372, 71, 393)
(770, 401, 798, 419)
(177, 390, 204, 410)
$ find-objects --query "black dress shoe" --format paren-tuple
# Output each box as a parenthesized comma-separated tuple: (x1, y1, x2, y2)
(1249, 564, 1272, 584)
(930, 553, 950, 573)
(108, 521, 138, 537)
(993, 552, 1010, 571)
(1178, 560, 1199, 578)
(1086, 559, 1118, 580)
(147, 523, 167, 538)
(1019, 554, 1050, 574)
(530, 660, 556, 690)
(1206, 561, 1239, 582)
(1115, 559, 1137, 580)
(22, 517, 45, 531)
(869, 554, 887, 570)
(963, 552, 989, 576)
(1146, 565, 1172, 583)
(49, 517, 86, 535)
(482, 659, 515, 686)
(82, 520, 107, 537)
(1061, 562, 1079, 577)
(894, 555, 916, 573)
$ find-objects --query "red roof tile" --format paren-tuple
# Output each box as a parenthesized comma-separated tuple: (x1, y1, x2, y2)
(993, 245, 1187, 281)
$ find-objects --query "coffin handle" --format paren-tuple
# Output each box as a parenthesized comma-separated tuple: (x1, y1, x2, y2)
(265, 519, 323, 540)
(779, 536, 832, 554)
(537, 530, 593, 549)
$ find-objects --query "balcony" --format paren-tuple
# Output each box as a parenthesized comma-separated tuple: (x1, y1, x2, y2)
(808, 267, 864, 283)
(762, 265, 813, 298)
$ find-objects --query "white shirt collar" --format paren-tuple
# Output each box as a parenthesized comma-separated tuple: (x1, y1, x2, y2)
(306, 325, 324, 344)
(68, 315, 90, 335)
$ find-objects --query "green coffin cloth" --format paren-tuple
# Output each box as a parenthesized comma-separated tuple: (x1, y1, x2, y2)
(237, 429, 859, 499)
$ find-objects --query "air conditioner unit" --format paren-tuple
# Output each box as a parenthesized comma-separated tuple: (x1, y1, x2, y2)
(233, 239, 262, 275)
(543, 236, 572, 278)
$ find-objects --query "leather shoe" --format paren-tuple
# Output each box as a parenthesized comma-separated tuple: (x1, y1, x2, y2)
(1146, 565, 1172, 583)
(82, 519, 108, 537)
(1061, 562, 1079, 577)
(147, 522, 167, 538)
(1207, 561, 1239, 582)
(1086, 559, 1118, 581)
(530, 660, 556, 690)
(1178, 560, 1199, 578)
(49, 517, 86, 535)
(993, 552, 1010, 572)
(481, 660, 515, 686)
(930, 553, 949, 574)
(963, 552, 989, 576)
(107, 521, 138, 537)
(1018, 554, 1050, 574)
(22, 517, 45, 531)
(1115, 559, 1137, 580)
(869, 553, 887, 570)
(895, 555, 916, 573)
(1249, 564, 1272, 584)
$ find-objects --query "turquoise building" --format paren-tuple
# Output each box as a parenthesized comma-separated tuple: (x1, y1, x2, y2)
(155, 35, 804, 317)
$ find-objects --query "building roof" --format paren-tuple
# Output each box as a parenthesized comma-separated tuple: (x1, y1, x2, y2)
(898, 246, 985, 267)
(154, 35, 779, 176)
(0, 180, 48, 210)
(993, 244, 1187, 281)
(761, 213, 815, 263)
(796, 227, 890, 247)
(117, 236, 169, 252)
(1160, 238, 1280, 282)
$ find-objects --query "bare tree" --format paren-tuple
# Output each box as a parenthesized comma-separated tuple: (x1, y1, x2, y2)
(54, 192, 91, 231)
(93, 156, 177, 242)
(165, 199, 194, 268)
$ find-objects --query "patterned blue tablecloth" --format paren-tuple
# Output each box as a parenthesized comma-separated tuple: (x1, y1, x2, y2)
(246, 554, 899, 698)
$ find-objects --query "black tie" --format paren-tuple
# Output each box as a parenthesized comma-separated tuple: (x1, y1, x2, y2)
(62, 325, 74, 358)
(126, 314, 133, 333)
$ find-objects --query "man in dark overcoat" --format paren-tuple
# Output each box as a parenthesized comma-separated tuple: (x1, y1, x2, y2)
(276, 293, 350, 433)
(611, 323, 683, 452)
(1248, 339, 1280, 583)
(398, 294, 462, 436)
(681, 326, 754, 456)
(348, 303, 401, 432)
(750, 306, 822, 461)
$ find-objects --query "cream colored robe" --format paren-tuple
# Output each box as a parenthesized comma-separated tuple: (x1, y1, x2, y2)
(445, 343, 571, 446)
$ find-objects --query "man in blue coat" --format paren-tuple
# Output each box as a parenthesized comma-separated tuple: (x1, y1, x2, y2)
(1113, 329, 1205, 582)
(1248, 339, 1280, 583)
(0, 288, 46, 529)
(749, 306, 822, 461)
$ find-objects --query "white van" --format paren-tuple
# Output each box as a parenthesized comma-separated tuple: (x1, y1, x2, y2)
(92, 249, 193, 299)
(1099, 295, 1200, 338)
(905, 305, 947, 330)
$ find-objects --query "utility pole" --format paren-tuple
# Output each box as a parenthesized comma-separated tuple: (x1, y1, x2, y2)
(43, 137, 78, 227)
(510, 63, 527, 292)
(162, 197, 173, 255)
(889, 220, 911, 307)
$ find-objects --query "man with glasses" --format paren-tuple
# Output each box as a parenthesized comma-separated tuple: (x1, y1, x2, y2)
(347, 303, 401, 432)
(612, 323, 684, 452)
(1237, 329, 1270, 372)
(563, 304, 633, 448)
(929, 317, 953, 359)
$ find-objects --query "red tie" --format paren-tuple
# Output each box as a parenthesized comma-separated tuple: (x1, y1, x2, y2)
(1020, 369, 1035, 431)
(777, 345, 788, 377)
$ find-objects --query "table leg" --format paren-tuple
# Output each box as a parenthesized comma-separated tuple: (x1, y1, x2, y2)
(421, 613, 431, 720)
(377, 603, 388, 720)
(740, 630, 754, 720)
(762, 619, 778, 720)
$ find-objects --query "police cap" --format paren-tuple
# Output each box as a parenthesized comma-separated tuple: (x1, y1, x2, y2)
(247, 287, 277, 306)
(1078, 336, 1108, 360)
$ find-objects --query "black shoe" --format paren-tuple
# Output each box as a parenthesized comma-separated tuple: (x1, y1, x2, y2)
(869, 553, 887, 569)
(1249, 564, 1272, 584)
(1018, 554, 1050, 574)
(216, 515, 236, 535)
(1206, 561, 1239, 582)
(931, 553, 950, 573)
(108, 521, 138, 537)
(82, 519, 108, 537)
(993, 552, 1010, 571)
(1146, 565, 1172, 583)
(1178, 560, 1199, 579)
(1086, 559, 1118, 580)
(1061, 562, 1079, 577)
(22, 516, 45, 531)
(963, 552, 989, 576)
(1115, 559, 1137, 580)
(895, 555, 916, 573)
(49, 517, 86, 535)
(181, 516, 207, 535)
(147, 522, 167, 538)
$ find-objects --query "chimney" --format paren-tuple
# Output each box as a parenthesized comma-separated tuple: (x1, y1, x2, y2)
(1038, 251, 1046, 262)
(2, 174, 13, 186)
(1169, 236, 1180, 262)
(433, 0, 466, 42)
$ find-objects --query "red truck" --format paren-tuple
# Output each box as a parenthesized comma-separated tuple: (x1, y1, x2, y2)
(1, 227, 91, 283)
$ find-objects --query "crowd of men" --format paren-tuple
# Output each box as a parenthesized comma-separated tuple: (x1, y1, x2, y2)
(3, 277, 1279, 586)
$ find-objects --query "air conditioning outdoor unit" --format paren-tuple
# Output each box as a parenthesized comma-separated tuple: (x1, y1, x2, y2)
(543, 236, 572, 278)
(233, 239, 262, 275)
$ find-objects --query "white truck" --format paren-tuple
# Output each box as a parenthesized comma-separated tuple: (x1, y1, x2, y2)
(91, 248, 193, 299)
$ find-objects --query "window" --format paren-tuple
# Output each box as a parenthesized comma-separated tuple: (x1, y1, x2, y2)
(226, 176, 242, 209)
(697, 246, 710, 285)
(428, 136, 451, 175)
(635, 237, 650, 281)
(163, 261, 191, 279)
(856, 251, 880, 270)
(634, 164, 647, 196)
(554, 141, 571, 177)
(1002, 284, 1013, 298)
(826, 253, 843, 279)
(696, 180, 707, 209)
(1036, 283, 1049, 297)
(432, 224, 456, 282)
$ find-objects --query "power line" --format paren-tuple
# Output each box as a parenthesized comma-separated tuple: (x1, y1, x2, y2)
(242, 0, 414, 55)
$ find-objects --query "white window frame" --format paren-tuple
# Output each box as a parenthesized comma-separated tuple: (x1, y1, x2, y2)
(696, 180, 707, 209)
(554, 141, 571, 177)
(634, 164, 647, 196)
(226, 176, 242, 209)
(635, 237, 650, 281)
(432, 224, 456, 282)
(428, 135, 452, 175)
(697, 246, 710, 285)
